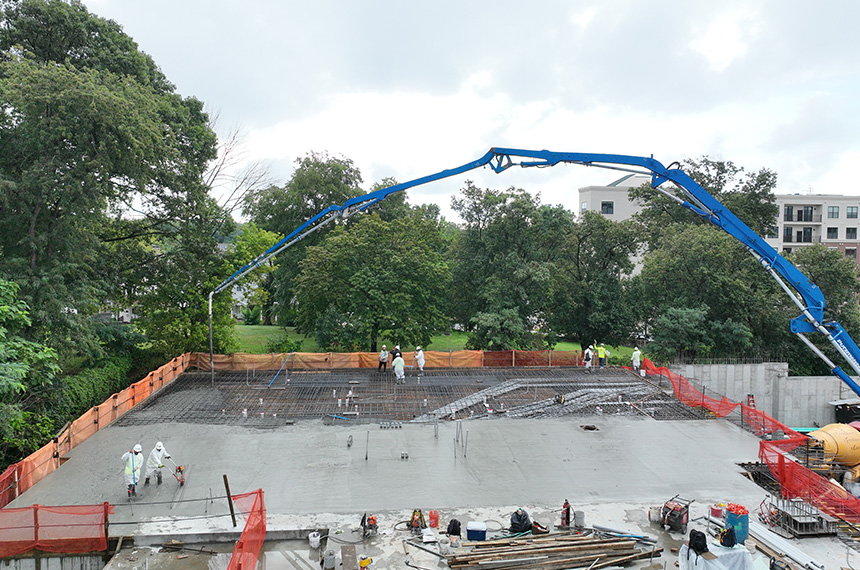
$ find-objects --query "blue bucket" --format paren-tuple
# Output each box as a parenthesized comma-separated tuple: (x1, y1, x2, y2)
(725, 511, 749, 544)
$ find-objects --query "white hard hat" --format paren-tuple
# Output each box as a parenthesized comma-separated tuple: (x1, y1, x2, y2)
(382, 345, 386, 348)
(395, 345, 400, 349)
(416, 346, 421, 350)
(133, 444, 142, 453)
(155, 441, 163, 451)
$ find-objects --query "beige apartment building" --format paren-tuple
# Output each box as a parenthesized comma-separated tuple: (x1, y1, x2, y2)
(579, 177, 860, 263)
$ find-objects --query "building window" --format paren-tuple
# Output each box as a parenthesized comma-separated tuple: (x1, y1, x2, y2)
(829, 206, 840, 219)
(803, 206, 814, 222)
(581, 201, 588, 212)
(849, 206, 859, 219)
(783, 227, 793, 243)
(848, 228, 858, 240)
(828, 227, 839, 239)
(783, 205, 793, 222)
(847, 248, 857, 259)
(601, 201, 614, 215)
(802, 227, 813, 243)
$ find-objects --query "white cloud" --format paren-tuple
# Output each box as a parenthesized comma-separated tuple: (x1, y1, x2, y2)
(689, 9, 758, 71)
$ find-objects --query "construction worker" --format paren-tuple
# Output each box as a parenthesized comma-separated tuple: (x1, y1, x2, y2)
(121, 444, 143, 497)
(415, 346, 425, 375)
(393, 353, 405, 384)
(378, 345, 389, 373)
(145, 441, 171, 485)
(631, 347, 642, 373)
(583, 345, 594, 373)
(597, 343, 607, 368)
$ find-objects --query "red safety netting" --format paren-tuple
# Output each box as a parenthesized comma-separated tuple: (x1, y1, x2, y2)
(641, 359, 740, 417)
(641, 358, 860, 523)
(0, 502, 113, 557)
(228, 489, 266, 570)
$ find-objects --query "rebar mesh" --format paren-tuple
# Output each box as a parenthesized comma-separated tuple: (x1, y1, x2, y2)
(115, 366, 704, 426)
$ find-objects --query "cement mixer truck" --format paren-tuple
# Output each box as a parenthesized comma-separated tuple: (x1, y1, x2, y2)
(806, 423, 860, 490)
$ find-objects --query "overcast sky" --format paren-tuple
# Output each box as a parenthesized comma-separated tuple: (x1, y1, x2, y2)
(85, 0, 860, 221)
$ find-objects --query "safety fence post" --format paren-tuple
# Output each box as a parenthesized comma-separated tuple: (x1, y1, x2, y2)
(33, 503, 39, 545)
(512, 351, 515, 367)
(549, 350, 552, 367)
(449, 351, 453, 367)
(481, 351, 484, 367)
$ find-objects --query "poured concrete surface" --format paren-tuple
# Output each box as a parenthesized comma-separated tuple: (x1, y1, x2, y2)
(12, 416, 765, 517)
(12, 413, 856, 570)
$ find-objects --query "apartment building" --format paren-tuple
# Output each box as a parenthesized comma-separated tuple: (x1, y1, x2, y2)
(580, 178, 860, 263)
(766, 194, 860, 261)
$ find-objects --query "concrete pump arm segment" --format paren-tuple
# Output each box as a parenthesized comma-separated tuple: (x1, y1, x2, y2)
(208, 147, 860, 396)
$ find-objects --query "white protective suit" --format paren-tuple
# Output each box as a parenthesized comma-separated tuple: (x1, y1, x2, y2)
(122, 445, 143, 488)
(415, 348, 425, 373)
(631, 348, 642, 372)
(145, 442, 171, 483)
(393, 355, 405, 383)
(583, 346, 594, 372)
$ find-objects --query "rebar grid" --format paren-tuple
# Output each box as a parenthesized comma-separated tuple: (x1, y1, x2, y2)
(116, 366, 702, 426)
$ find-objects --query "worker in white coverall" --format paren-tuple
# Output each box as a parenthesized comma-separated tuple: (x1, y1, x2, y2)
(631, 347, 642, 373)
(121, 444, 143, 497)
(583, 345, 594, 373)
(393, 354, 405, 384)
(415, 346, 425, 375)
(145, 441, 171, 485)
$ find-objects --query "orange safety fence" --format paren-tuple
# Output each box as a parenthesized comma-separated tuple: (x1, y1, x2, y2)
(190, 349, 582, 371)
(0, 502, 113, 557)
(228, 489, 266, 570)
(0, 354, 192, 510)
(641, 358, 860, 523)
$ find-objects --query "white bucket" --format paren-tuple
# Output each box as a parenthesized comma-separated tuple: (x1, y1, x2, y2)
(308, 531, 321, 549)
(438, 537, 451, 555)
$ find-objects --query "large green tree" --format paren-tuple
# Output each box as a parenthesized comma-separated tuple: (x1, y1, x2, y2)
(244, 152, 364, 325)
(0, 0, 225, 359)
(449, 183, 572, 350)
(294, 209, 450, 351)
(0, 278, 59, 465)
(546, 211, 640, 346)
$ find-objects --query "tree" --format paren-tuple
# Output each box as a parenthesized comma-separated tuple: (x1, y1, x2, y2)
(631, 156, 779, 249)
(0, 278, 60, 465)
(226, 223, 282, 325)
(635, 224, 785, 358)
(0, 0, 220, 359)
(647, 306, 752, 363)
(448, 183, 572, 349)
(546, 211, 640, 346)
(294, 210, 450, 351)
(783, 245, 860, 374)
(244, 152, 364, 325)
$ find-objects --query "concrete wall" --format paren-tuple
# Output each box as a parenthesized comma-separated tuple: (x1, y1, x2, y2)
(671, 362, 857, 427)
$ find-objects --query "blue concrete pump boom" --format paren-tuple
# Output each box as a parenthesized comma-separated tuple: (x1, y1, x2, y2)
(209, 147, 860, 396)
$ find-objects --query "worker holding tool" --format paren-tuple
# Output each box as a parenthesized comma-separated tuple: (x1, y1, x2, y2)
(121, 444, 143, 497)
(145, 441, 171, 485)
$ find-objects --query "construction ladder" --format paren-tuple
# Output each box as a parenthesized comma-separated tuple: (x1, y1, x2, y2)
(747, 394, 757, 409)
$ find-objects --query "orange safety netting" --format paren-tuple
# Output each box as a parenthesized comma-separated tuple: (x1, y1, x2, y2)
(228, 489, 266, 570)
(0, 354, 192, 510)
(641, 358, 860, 523)
(0, 502, 113, 557)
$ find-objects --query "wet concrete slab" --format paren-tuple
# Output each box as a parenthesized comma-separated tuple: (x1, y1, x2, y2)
(11, 416, 764, 520)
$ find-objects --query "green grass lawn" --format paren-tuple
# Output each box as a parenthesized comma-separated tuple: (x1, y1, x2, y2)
(233, 325, 633, 355)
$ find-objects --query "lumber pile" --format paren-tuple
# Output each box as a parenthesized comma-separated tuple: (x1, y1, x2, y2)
(447, 533, 662, 570)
